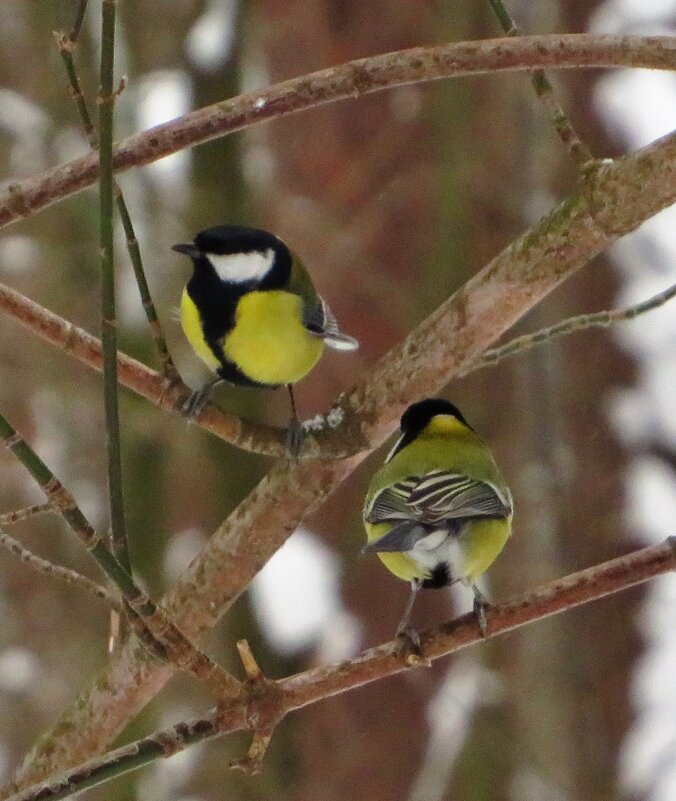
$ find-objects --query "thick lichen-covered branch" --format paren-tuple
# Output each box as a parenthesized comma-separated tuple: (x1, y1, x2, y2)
(10, 127, 676, 790)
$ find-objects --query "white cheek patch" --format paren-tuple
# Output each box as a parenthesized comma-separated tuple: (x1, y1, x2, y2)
(207, 248, 275, 283)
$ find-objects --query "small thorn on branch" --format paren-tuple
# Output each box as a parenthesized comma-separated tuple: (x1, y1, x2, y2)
(236, 639, 263, 681)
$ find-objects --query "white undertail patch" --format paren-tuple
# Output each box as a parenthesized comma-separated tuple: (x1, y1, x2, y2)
(207, 248, 275, 283)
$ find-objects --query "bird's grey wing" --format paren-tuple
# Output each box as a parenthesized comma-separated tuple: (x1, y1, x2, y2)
(365, 478, 418, 523)
(303, 296, 359, 351)
(362, 520, 429, 553)
(407, 469, 512, 521)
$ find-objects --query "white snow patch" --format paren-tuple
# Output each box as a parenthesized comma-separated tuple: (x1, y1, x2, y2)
(250, 527, 360, 657)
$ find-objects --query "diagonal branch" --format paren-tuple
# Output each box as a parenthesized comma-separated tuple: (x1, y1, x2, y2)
(1, 34, 675, 228)
(1, 275, 675, 457)
(0, 411, 241, 702)
(0, 280, 288, 456)
(7, 538, 675, 801)
(9, 127, 676, 790)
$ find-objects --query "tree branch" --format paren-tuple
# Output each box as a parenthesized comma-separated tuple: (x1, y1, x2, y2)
(7, 538, 675, 801)
(0, 280, 288, 456)
(54, 26, 179, 382)
(1, 34, 674, 228)
(9, 127, 676, 790)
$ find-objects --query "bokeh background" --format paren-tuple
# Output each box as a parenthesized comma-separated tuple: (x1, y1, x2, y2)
(1, 1, 675, 800)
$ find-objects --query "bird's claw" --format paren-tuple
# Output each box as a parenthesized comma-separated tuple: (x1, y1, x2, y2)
(285, 418, 305, 457)
(182, 387, 211, 418)
(472, 590, 490, 638)
(395, 627, 431, 668)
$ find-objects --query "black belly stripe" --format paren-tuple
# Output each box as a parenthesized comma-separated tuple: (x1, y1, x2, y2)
(422, 562, 451, 589)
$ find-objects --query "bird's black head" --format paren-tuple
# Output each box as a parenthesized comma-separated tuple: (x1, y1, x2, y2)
(386, 398, 469, 462)
(172, 225, 292, 287)
(400, 398, 468, 435)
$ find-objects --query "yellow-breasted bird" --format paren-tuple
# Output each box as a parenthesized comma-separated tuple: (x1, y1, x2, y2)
(173, 225, 359, 451)
(363, 398, 513, 637)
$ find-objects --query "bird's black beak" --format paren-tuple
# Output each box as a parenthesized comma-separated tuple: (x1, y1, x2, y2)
(172, 242, 200, 257)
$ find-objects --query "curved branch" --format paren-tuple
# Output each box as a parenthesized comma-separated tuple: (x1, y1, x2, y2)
(7, 539, 675, 801)
(1, 33, 675, 228)
(10, 127, 676, 790)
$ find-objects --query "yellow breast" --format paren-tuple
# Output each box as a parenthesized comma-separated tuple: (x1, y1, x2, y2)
(224, 290, 324, 385)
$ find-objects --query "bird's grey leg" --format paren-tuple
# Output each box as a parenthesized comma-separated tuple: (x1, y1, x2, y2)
(395, 579, 430, 666)
(396, 578, 422, 639)
(285, 384, 304, 457)
(472, 584, 490, 638)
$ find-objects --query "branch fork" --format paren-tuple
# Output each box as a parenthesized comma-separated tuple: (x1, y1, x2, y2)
(228, 640, 284, 775)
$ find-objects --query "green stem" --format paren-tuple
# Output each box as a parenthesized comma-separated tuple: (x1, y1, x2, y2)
(7, 712, 222, 801)
(114, 188, 180, 381)
(0, 411, 144, 607)
(99, 0, 130, 574)
(485, 0, 594, 168)
(70, 0, 89, 42)
(486, 0, 514, 33)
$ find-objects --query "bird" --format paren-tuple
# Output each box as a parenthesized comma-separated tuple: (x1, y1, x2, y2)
(172, 225, 359, 453)
(362, 398, 513, 642)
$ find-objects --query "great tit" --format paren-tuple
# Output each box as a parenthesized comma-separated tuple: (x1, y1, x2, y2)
(172, 225, 359, 452)
(363, 398, 513, 638)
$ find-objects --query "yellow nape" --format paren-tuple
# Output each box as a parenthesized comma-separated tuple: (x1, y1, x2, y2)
(424, 414, 468, 436)
(224, 290, 324, 385)
(180, 289, 221, 371)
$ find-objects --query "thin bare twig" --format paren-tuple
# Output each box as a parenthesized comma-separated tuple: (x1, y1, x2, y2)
(486, 0, 594, 168)
(0, 504, 51, 526)
(1, 34, 675, 228)
(463, 280, 676, 375)
(10, 127, 676, 790)
(69, 0, 89, 43)
(54, 31, 179, 382)
(7, 538, 675, 801)
(0, 527, 121, 610)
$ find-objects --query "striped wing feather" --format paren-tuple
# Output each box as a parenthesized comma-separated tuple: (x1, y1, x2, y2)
(368, 469, 510, 525)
